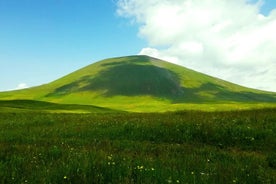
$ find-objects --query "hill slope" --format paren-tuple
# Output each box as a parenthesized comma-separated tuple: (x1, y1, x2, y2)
(0, 100, 118, 113)
(1, 55, 276, 111)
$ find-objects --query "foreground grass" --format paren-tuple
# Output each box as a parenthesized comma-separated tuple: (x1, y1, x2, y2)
(0, 109, 275, 183)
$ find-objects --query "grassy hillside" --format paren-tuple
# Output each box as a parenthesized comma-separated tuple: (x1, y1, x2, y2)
(1, 55, 276, 112)
(0, 100, 118, 113)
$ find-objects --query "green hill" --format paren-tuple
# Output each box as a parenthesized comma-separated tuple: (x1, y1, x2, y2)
(0, 100, 118, 113)
(1, 55, 276, 112)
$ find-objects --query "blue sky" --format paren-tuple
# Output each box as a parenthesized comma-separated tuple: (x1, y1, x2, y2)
(259, 0, 276, 15)
(0, 0, 145, 91)
(1, 0, 276, 91)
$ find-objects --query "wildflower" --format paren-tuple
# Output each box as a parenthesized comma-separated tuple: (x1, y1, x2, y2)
(176, 180, 180, 183)
(151, 167, 155, 171)
(167, 177, 172, 183)
(64, 176, 67, 179)
(108, 161, 116, 166)
(137, 165, 144, 170)
(191, 171, 194, 175)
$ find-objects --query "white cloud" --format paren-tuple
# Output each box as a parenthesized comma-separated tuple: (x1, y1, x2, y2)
(117, 0, 276, 92)
(16, 83, 29, 90)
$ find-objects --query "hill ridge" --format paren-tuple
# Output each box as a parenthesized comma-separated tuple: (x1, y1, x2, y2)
(1, 55, 276, 111)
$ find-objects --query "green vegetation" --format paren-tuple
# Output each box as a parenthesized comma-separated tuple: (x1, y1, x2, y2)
(0, 100, 118, 113)
(1, 109, 275, 183)
(0, 55, 275, 112)
(1, 55, 276, 183)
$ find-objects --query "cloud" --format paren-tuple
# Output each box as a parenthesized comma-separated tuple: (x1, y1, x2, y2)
(117, 0, 276, 92)
(16, 83, 29, 90)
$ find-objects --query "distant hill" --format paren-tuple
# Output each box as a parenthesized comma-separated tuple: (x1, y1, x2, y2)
(0, 100, 118, 113)
(1, 55, 276, 112)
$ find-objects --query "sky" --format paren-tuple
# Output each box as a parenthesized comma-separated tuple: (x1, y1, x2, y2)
(1, 0, 276, 92)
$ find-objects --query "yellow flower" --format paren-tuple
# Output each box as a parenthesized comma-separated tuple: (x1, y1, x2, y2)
(137, 165, 144, 170)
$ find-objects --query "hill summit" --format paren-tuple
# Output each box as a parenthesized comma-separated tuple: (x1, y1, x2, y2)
(1, 55, 276, 111)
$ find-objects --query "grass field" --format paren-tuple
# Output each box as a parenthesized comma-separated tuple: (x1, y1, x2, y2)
(0, 109, 275, 183)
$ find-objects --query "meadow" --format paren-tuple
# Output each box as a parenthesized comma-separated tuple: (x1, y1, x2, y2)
(0, 109, 275, 183)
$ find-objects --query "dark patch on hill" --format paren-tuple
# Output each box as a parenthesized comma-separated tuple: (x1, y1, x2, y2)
(47, 63, 184, 100)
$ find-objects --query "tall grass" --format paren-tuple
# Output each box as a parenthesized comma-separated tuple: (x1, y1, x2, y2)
(0, 109, 275, 183)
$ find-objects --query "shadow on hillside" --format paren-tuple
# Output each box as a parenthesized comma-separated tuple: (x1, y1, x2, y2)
(46, 63, 184, 100)
(178, 83, 276, 103)
(46, 62, 276, 103)
(0, 99, 117, 112)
